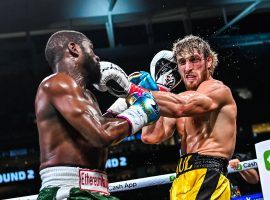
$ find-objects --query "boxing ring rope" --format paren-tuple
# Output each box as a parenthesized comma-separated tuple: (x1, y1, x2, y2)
(5, 159, 261, 200)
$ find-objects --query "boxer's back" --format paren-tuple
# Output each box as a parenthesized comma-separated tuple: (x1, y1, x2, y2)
(35, 74, 108, 170)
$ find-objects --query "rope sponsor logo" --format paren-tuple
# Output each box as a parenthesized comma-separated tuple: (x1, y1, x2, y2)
(109, 184, 124, 191)
(79, 169, 109, 195)
(236, 164, 243, 170)
(235, 160, 257, 172)
(109, 182, 137, 192)
(263, 150, 270, 171)
(124, 182, 137, 188)
(242, 161, 257, 169)
(169, 175, 176, 182)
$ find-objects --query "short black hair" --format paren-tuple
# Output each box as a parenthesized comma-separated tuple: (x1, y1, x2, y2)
(45, 30, 90, 67)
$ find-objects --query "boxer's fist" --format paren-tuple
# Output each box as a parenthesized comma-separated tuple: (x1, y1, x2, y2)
(128, 71, 159, 91)
(117, 92, 160, 134)
(229, 159, 241, 169)
(107, 70, 161, 116)
(93, 61, 130, 97)
(94, 61, 149, 98)
(130, 92, 160, 125)
(150, 50, 182, 91)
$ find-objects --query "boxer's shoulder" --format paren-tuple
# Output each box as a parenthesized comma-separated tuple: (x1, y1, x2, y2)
(40, 73, 80, 95)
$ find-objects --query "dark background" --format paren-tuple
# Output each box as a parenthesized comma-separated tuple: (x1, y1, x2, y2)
(0, 0, 269, 199)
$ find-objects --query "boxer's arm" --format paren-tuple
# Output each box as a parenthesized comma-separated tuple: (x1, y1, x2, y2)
(44, 74, 131, 147)
(152, 79, 235, 118)
(238, 168, 259, 184)
(229, 159, 259, 184)
(141, 117, 176, 144)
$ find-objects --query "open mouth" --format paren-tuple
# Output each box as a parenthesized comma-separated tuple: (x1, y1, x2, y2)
(185, 74, 196, 81)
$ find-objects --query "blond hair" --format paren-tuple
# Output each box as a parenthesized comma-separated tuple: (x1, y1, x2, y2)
(172, 35, 218, 75)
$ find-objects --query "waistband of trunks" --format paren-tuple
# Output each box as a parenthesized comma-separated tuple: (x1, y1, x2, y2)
(176, 153, 228, 177)
(40, 166, 109, 195)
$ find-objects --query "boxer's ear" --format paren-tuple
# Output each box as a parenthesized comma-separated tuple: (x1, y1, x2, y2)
(206, 56, 213, 71)
(68, 42, 80, 57)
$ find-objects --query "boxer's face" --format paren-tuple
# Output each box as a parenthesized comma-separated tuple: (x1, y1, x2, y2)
(176, 49, 211, 90)
(82, 41, 101, 84)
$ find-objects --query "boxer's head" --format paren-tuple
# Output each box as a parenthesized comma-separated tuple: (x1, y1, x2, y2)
(45, 30, 101, 84)
(173, 35, 218, 90)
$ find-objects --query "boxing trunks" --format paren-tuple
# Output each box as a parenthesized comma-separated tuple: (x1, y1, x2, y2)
(170, 153, 230, 200)
(37, 166, 119, 200)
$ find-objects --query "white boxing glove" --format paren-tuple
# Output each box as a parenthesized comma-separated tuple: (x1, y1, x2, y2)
(94, 61, 149, 98)
(150, 50, 182, 91)
(106, 98, 127, 116)
(93, 61, 131, 97)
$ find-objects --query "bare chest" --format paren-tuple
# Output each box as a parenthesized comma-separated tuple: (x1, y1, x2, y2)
(185, 115, 211, 135)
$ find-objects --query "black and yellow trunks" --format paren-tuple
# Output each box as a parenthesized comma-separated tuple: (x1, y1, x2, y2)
(170, 153, 231, 200)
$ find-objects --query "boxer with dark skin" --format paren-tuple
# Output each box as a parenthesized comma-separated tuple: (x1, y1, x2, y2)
(142, 35, 237, 200)
(35, 31, 129, 171)
(35, 30, 159, 199)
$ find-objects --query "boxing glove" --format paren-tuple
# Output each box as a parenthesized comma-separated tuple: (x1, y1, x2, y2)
(150, 50, 182, 91)
(128, 71, 160, 91)
(128, 71, 173, 92)
(117, 92, 160, 134)
(106, 71, 159, 116)
(93, 61, 148, 98)
(106, 98, 127, 116)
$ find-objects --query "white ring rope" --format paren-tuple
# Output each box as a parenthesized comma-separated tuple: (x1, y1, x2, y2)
(5, 159, 259, 200)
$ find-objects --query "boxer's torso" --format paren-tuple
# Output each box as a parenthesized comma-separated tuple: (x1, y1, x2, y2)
(177, 100, 236, 160)
(35, 74, 108, 170)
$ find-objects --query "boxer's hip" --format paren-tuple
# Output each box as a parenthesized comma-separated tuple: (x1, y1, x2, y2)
(39, 166, 110, 196)
(170, 153, 230, 200)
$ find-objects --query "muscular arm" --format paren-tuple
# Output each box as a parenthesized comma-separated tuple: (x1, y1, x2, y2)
(141, 117, 176, 144)
(43, 73, 130, 147)
(141, 80, 235, 144)
(152, 79, 233, 118)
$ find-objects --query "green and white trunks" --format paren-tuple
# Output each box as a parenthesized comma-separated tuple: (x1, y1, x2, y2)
(37, 166, 119, 200)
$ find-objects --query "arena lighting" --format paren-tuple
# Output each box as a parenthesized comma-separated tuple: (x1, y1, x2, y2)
(0, 148, 28, 158)
(67, 0, 149, 19)
(235, 88, 253, 99)
(252, 122, 270, 134)
(213, 33, 270, 48)
(64, 1, 107, 19)
(213, 0, 262, 36)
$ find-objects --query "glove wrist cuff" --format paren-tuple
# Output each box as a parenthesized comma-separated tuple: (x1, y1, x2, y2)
(128, 83, 149, 96)
(116, 105, 147, 135)
(158, 85, 169, 92)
